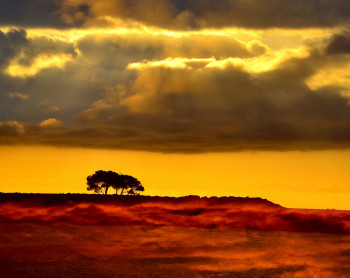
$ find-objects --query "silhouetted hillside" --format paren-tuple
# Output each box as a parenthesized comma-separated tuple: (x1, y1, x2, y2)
(0, 193, 282, 208)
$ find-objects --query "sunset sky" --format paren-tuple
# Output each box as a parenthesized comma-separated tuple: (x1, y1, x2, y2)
(1, 0, 350, 209)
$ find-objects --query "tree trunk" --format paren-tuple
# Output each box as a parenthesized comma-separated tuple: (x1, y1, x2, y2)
(121, 188, 125, 195)
(105, 186, 108, 195)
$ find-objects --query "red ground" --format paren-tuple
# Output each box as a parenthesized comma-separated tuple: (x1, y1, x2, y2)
(0, 194, 349, 277)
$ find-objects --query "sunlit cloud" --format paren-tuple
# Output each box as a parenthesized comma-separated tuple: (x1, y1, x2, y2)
(205, 47, 310, 73)
(128, 57, 214, 70)
(127, 46, 310, 73)
(307, 62, 350, 96)
(39, 118, 64, 128)
(8, 92, 30, 100)
(5, 54, 73, 77)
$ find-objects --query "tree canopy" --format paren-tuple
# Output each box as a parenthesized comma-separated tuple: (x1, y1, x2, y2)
(86, 170, 144, 195)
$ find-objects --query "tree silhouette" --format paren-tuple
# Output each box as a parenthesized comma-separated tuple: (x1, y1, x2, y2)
(86, 170, 118, 195)
(86, 170, 144, 195)
(115, 174, 145, 195)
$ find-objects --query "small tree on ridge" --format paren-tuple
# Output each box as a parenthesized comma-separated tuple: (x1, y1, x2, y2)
(116, 174, 145, 195)
(86, 170, 118, 195)
(86, 170, 144, 195)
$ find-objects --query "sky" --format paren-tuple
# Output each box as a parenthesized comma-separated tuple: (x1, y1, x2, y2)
(1, 0, 350, 209)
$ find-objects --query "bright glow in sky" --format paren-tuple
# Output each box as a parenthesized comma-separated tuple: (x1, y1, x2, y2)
(1, 146, 349, 209)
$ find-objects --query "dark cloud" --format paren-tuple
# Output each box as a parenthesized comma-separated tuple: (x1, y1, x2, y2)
(0, 0, 67, 28)
(326, 32, 350, 55)
(0, 121, 24, 136)
(188, 0, 350, 29)
(0, 29, 28, 67)
(1, 0, 350, 30)
(59, 0, 350, 29)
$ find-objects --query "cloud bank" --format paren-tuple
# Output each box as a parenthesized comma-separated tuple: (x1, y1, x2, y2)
(58, 0, 350, 29)
(1, 1, 350, 152)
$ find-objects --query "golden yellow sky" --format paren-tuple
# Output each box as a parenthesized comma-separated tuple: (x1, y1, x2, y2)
(1, 146, 349, 209)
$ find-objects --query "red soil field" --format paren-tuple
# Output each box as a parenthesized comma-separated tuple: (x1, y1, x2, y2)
(1, 193, 349, 234)
(0, 194, 349, 277)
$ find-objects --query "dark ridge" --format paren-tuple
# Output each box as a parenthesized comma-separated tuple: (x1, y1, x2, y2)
(0, 193, 283, 208)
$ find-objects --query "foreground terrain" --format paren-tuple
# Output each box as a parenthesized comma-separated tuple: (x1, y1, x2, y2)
(0, 194, 349, 277)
